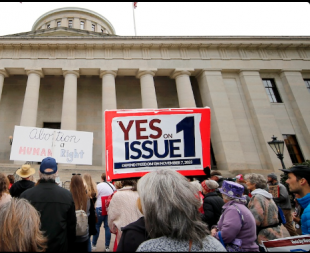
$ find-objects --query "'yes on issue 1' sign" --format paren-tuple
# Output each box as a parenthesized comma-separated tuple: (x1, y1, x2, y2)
(10, 126, 93, 165)
(105, 108, 211, 181)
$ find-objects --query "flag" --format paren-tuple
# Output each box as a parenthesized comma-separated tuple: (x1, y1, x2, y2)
(133, 2, 137, 9)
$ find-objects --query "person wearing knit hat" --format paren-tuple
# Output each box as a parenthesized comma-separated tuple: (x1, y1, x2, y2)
(9, 164, 35, 198)
(200, 180, 224, 229)
(267, 172, 298, 236)
(211, 180, 259, 252)
(210, 171, 224, 187)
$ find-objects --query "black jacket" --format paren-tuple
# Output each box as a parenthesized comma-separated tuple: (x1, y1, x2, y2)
(20, 180, 76, 252)
(88, 197, 97, 236)
(117, 217, 149, 252)
(201, 192, 224, 229)
(9, 180, 35, 198)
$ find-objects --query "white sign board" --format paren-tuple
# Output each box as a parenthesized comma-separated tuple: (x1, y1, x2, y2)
(262, 235, 310, 252)
(112, 114, 203, 174)
(10, 126, 93, 165)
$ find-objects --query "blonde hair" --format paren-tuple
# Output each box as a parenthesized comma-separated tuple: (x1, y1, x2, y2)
(114, 181, 123, 189)
(0, 198, 47, 252)
(0, 173, 9, 199)
(83, 173, 98, 199)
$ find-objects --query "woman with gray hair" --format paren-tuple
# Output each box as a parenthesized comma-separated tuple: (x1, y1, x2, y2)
(136, 169, 226, 252)
(245, 173, 283, 252)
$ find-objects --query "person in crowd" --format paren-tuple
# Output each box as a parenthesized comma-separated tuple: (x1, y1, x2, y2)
(21, 157, 76, 252)
(239, 182, 251, 206)
(70, 175, 93, 252)
(0, 198, 47, 252)
(7, 174, 14, 189)
(292, 193, 303, 235)
(136, 169, 226, 252)
(108, 179, 143, 249)
(114, 181, 123, 190)
(235, 174, 246, 184)
(245, 173, 282, 252)
(211, 181, 259, 252)
(190, 180, 204, 213)
(82, 173, 98, 252)
(116, 198, 149, 252)
(0, 173, 12, 207)
(280, 165, 310, 235)
(92, 173, 116, 252)
(83, 173, 98, 202)
(267, 172, 298, 236)
(201, 179, 224, 229)
(9, 164, 35, 198)
(210, 171, 224, 187)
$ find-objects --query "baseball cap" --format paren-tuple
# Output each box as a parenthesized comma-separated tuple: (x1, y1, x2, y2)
(40, 157, 58, 175)
(279, 165, 310, 178)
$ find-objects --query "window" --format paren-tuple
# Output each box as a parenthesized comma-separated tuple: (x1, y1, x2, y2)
(304, 79, 310, 93)
(68, 20, 73, 28)
(92, 24, 95, 31)
(43, 122, 61, 129)
(262, 79, 282, 103)
(47, 24, 50, 29)
(101, 28, 104, 33)
(283, 134, 305, 164)
(80, 21, 84, 29)
(57, 21, 61, 27)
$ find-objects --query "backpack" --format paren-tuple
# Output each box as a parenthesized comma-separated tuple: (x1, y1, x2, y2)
(75, 209, 89, 236)
(101, 182, 116, 216)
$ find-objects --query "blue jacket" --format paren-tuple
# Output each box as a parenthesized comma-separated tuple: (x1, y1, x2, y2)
(297, 193, 310, 235)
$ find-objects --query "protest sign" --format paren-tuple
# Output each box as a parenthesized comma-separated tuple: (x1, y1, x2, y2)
(105, 108, 210, 181)
(269, 185, 280, 198)
(10, 126, 93, 165)
(262, 235, 310, 252)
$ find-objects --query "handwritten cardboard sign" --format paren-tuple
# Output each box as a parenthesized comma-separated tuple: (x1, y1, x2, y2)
(105, 108, 211, 181)
(269, 185, 280, 198)
(10, 126, 93, 165)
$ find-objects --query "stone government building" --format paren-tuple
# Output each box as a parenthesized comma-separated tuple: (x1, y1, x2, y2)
(0, 7, 309, 181)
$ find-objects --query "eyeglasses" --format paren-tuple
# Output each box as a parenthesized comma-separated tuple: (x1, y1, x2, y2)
(72, 173, 81, 176)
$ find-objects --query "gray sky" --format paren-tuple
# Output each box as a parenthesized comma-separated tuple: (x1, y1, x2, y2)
(0, 2, 309, 37)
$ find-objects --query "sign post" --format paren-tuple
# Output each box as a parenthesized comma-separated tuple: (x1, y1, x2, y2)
(105, 108, 211, 181)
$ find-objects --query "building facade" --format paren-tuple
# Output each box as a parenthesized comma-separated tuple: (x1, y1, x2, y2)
(0, 7, 310, 179)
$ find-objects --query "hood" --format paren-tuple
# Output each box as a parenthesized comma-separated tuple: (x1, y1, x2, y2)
(251, 188, 273, 199)
(121, 217, 146, 233)
(14, 180, 34, 190)
(297, 193, 310, 210)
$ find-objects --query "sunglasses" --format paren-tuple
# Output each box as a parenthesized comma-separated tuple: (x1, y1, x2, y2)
(72, 173, 81, 176)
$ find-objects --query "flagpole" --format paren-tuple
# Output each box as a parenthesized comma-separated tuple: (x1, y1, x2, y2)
(132, 3, 137, 36)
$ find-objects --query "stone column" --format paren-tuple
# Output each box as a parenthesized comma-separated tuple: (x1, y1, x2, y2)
(20, 70, 44, 127)
(136, 69, 158, 109)
(197, 69, 247, 171)
(280, 70, 310, 159)
(239, 70, 290, 171)
(171, 69, 196, 108)
(61, 70, 79, 130)
(0, 69, 8, 104)
(100, 70, 117, 166)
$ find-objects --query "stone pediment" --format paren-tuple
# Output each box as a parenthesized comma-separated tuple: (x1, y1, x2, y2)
(0, 27, 114, 38)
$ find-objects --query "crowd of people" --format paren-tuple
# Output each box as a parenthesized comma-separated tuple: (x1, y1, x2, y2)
(0, 156, 310, 252)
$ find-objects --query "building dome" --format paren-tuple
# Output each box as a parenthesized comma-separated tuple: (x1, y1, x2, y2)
(31, 7, 116, 35)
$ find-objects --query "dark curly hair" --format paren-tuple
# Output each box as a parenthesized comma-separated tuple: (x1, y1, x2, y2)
(0, 173, 9, 199)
